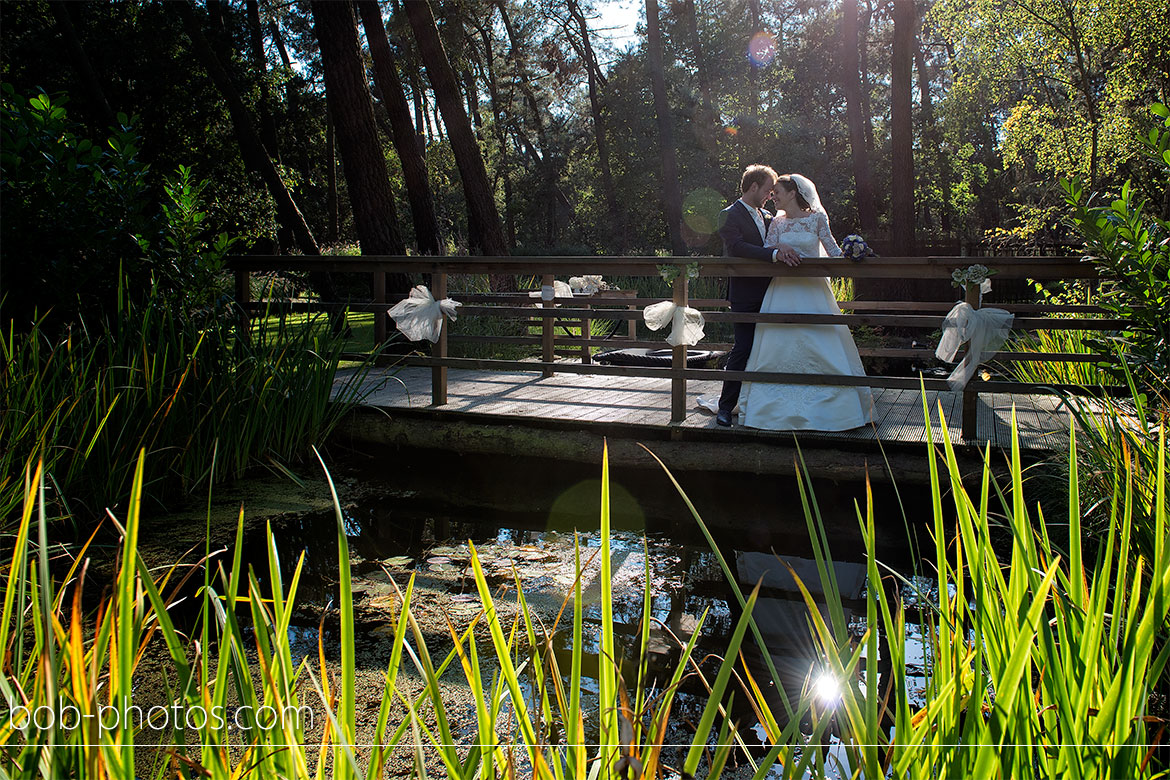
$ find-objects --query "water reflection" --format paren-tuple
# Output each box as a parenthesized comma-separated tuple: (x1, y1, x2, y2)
(240, 451, 932, 756)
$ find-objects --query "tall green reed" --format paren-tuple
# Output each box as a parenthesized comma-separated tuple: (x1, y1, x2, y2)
(652, 392, 1168, 777)
(1, 282, 377, 526)
(1006, 328, 1120, 387)
(1, 443, 775, 779)
(5, 394, 1165, 778)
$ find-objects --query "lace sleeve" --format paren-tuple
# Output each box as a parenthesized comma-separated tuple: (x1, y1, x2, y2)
(764, 217, 782, 248)
(817, 212, 843, 257)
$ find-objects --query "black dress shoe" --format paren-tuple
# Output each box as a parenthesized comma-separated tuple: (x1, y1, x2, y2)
(716, 409, 733, 427)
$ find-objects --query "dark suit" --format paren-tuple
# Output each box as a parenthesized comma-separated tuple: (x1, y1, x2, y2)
(716, 200, 773, 415)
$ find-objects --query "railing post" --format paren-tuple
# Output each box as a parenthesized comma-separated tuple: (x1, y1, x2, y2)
(432, 272, 448, 406)
(541, 272, 555, 378)
(234, 266, 251, 343)
(373, 271, 387, 346)
(671, 273, 688, 423)
(581, 298, 592, 364)
(961, 282, 980, 440)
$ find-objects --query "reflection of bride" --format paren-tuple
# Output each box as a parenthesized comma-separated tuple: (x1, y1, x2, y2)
(739, 174, 873, 431)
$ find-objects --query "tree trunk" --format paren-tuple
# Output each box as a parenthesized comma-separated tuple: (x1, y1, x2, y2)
(679, 0, 720, 185)
(312, 0, 404, 258)
(914, 29, 947, 235)
(646, 0, 687, 256)
(179, 2, 317, 258)
(462, 69, 482, 137)
(48, 1, 115, 128)
(472, 22, 516, 247)
(405, 0, 509, 261)
(565, 0, 625, 251)
(890, 0, 915, 256)
(180, 2, 347, 332)
(245, 0, 291, 251)
(747, 0, 761, 125)
(326, 108, 339, 244)
(356, 0, 441, 255)
(494, 0, 556, 247)
(841, 0, 879, 233)
(411, 72, 427, 141)
(244, 0, 280, 161)
(859, 0, 875, 153)
(311, 0, 412, 315)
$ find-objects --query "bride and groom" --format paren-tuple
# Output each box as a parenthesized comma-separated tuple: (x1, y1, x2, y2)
(712, 165, 873, 432)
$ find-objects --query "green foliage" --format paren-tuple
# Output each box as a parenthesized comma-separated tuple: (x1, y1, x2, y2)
(1006, 329, 1120, 387)
(1060, 104, 1170, 389)
(0, 85, 236, 327)
(656, 261, 700, 284)
(661, 401, 1169, 778)
(0, 446, 780, 779)
(0, 283, 376, 525)
(4, 402, 1167, 777)
(929, 0, 1166, 242)
(0, 85, 154, 326)
(147, 164, 237, 311)
(1060, 368, 1168, 561)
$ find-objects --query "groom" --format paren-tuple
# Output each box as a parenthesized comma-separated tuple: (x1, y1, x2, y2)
(714, 165, 800, 427)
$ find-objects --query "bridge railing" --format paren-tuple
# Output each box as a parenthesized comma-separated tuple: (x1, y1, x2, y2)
(230, 255, 1118, 440)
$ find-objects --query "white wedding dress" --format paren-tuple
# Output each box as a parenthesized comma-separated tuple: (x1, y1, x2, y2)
(739, 212, 873, 431)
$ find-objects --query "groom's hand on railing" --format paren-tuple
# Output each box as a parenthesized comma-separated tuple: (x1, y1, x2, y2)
(772, 246, 801, 267)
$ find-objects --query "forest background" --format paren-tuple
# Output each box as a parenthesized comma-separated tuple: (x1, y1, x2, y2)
(2, 0, 1168, 317)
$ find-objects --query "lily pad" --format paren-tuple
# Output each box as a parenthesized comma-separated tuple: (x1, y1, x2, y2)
(382, 556, 413, 567)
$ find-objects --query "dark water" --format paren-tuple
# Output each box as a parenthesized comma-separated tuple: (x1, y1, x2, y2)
(239, 447, 936, 737)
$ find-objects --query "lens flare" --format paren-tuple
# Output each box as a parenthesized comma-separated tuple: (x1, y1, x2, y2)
(814, 671, 841, 705)
(548, 479, 644, 533)
(681, 188, 727, 249)
(748, 32, 776, 68)
(682, 188, 724, 236)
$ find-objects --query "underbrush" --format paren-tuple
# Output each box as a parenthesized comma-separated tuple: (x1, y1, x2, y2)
(2, 394, 1166, 778)
(0, 286, 376, 527)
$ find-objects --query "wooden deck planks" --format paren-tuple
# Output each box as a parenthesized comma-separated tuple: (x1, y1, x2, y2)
(340, 365, 1071, 452)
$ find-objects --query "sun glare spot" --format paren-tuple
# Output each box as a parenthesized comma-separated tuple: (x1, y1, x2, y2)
(814, 671, 841, 705)
(748, 32, 776, 67)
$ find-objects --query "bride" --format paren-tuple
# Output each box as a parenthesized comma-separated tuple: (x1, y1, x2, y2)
(738, 174, 873, 432)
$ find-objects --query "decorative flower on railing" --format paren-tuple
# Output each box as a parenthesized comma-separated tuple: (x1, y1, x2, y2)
(951, 263, 997, 289)
(657, 262, 701, 284)
(568, 275, 608, 295)
(840, 234, 876, 261)
(388, 285, 461, 343)
(642, 301, 705, 347)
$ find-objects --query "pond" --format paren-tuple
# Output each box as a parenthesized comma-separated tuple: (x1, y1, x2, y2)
(234, 445, 938, 750)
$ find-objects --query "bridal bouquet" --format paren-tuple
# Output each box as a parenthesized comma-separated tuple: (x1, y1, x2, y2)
(841, 234, 875, 261)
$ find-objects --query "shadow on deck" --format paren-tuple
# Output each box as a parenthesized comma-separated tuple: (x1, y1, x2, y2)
(331, 364, 1071, 485)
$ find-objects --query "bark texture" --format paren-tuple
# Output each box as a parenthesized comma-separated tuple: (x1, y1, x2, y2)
(356, 0, 441, 255)
(406, 0, 509, 258)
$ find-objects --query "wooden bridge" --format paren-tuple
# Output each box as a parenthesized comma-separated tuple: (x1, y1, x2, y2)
(232, 254, 1117, 478)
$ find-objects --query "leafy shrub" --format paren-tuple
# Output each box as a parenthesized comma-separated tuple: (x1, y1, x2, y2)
(1060, 104, 1170, 392)
(0, 285, 377, 525)
(0, 85, 154, 327)
(0, 85, 233, 329)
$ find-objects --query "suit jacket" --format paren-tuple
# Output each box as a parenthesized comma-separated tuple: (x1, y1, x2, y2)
(717, 200, 774, 308)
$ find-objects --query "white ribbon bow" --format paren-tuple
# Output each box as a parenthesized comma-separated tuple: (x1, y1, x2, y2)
(935, 302, 1013, 390)
(529, 280, 573, 302)
(388, 285, 460, 343)
(642, 301, 706, 347)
